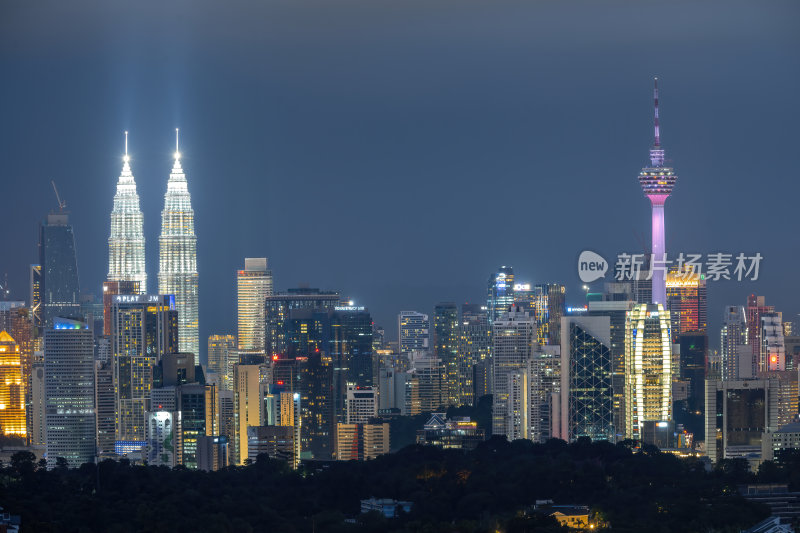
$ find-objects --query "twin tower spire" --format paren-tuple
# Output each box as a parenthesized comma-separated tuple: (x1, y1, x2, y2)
(108, 130, 199, 359)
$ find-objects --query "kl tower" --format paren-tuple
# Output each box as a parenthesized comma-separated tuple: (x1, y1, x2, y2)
(638, 78, 677, 306)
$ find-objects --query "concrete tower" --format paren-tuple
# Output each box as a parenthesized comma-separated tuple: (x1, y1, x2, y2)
(638, 79, 677, 306)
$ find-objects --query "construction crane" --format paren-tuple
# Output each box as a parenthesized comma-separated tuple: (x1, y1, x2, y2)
(51, 180, 66, 212)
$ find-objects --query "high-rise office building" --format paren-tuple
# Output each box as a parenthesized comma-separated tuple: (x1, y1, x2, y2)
(761, 313, 786, 372)
(492, 305, 535, 438)
(345, 385, 377, 424)
(102, 281, 140, 336)
(0, 331, 26, 436)
(487, 267, 515, 325)
(587, 297, 635, 440)
(705, 379, 777, 464)
(459, 303, 491, 404)
(433, 302, 459, 406)
(208, 335, 237, 391)
(0, 306, 33, 438)
(330, 305, 373, 422)
(146, 410, 181, 467)
(679, 331, 708, 408)
(721, 306, 750, 380)
(95, 360, 115, 455)
(624, 303, 673, 444)
(111, 294, 178, 451)
(178, 383, 212, 469)
(44, 318, 96, 468)
(335, 422, 389, 461)
(746, 295, 773, 371)
(30, 265, 42, 332)
(513, 282, 536, 315)
(528, 346, 561, 443)
(232, 362, 269, 465)
(40, 213, 81, 326)
(638, 79, 677, 306)
(237, 258, 273, 353)
(265, 288, 340, 357)
(666, 269, 707, 342)
(558, 316, 613, 442)
(534, 284, 566, 346)
(407, 350, 443, 412)
(158, 133, 199, 359)
(108, 133, 147, 293)
(398, 311, 429, 354)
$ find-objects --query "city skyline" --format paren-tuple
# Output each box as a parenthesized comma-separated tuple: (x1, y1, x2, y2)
(1, 1, 798, 350)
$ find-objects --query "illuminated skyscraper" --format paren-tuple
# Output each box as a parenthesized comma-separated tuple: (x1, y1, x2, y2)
(102, 280, 140, 336)
(44, 318, 96, 468)
(159, 130, 199, 359)
(208, 334, 237, 391)
(237, 258, 273, 353)
(398, 311, 429, 354)
(265, 288, 340, 357)
(0, 331, 26, 436)
(638, 79, 677, 306)
(624, 303, 673, 444)
(558, 316, 613, 442)
(30, 265, 42, 332)
(534, 283, 566, 346)
(492, 305, 535, 438)
(433, 302, 459, 406)
(487, 267, 515, 325)
(747, 295, 776, 371)
(666, 269, 707, 342)
(459, 303, 491, 404)
(111, 294, 178, 451)
(761, 312, 786, 372)
(108, 132, 147, 293)
(721, 306, 750, 380)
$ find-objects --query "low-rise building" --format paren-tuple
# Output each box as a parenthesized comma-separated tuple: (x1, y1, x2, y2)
(416, 414, 485, 450)
(360, 498, 412, 518)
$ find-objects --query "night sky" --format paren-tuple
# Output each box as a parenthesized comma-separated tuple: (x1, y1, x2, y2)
(2, 1, 798, 358)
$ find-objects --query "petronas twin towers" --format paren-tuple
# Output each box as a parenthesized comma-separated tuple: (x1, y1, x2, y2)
(108, 130, 199, 358)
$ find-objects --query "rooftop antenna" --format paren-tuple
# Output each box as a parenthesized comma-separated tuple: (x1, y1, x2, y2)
(653, 77, 660, 147)
(175, 128, 180, 159)
(124, 131, 129, 163)
(51, 180, 66, 212)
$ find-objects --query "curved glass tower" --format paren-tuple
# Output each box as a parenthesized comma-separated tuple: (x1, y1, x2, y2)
(108, 132, 147, 293)
(158, 130, 199, 358)
(638, 79, 677, 306)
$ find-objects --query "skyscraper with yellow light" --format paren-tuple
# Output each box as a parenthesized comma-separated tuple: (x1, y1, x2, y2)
(624, 303, 673, 445)
(0, 331, 27, 436)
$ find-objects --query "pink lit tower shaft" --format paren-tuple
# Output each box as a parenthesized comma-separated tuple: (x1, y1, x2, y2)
(638, 78, 677, 306)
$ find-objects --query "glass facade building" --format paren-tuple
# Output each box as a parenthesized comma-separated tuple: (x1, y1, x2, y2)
(237, 258, 273, 353)
(624, 303, 672, 443)
(40, 214, 81, 327)
(111, 294, 178, 448)
(559, 316, 613, 442)
(108, 143, 147, 293)
(398, 311, 429, 355)
(433, 302, 459, 407)
(44, 319, 96, 468)
(487, 266, 515, 326)
(159, 147, 199, 359)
